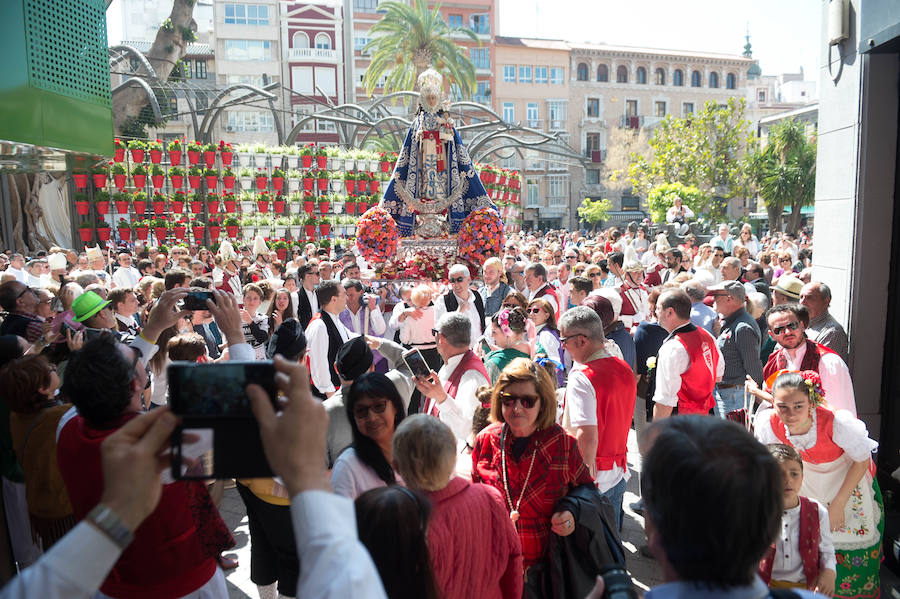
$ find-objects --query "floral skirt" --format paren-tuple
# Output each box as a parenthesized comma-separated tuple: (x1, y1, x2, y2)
(834, 478, 883, 599)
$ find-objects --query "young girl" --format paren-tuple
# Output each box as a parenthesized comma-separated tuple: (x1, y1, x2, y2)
(483, 307, 529, 384)
(527, 298, 565, 387)
(754, 371, 882, 598)
(759, 444, 836, 596)
(241, 283, 270, 360)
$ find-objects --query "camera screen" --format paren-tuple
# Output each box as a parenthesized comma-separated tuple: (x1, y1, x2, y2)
(182, 290, 215, 311)
(402, 349, 431, 379)
(168, 361, 276, 417)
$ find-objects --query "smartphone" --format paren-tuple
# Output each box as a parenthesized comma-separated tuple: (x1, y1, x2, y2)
(182, 289, 215, 311)
(402, 348, 432, 379)
(168, 361, 277, 417)
(480, 337, 492, 354)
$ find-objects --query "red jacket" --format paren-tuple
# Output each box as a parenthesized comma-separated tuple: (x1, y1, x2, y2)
(426, 477, 523, 599)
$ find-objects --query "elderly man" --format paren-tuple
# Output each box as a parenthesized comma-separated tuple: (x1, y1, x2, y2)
(665, 197, 695, 236)
(720, 257, 755, 296)
(434, 264, 485, 345)
(412, 312, 489, 449)
(478, 257, 510, 318)
(509, 261, 527, 294)
(112, 252, 141, 289)
(0, 281, 43, 342)
(800, 282, 849, 363)
(710, 224, 735, 254)
(560, 307, 636, 529)
(681, 279, 717, 335)
(709, 280, 762, 418)
(4, 254, 27, 283)
(771, 275, 803, 306)
(523, 262, 559, 316)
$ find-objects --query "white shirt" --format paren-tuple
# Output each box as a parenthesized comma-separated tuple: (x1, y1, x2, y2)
(342, 305, 386, 337)
(435, 352, 489, 443)
(303, 287, 319, 315)
(4, 266, 26, 283)
(330, 448, 404, 500)
(433, 291, 482, 349)
(112, 266, 141, 289)
(770, 499, 836, 584)
(666, 204, 695, 223)
(306, 311, 356, 395)
(24, 272, 44, 288)
(652, 325, 725, 408)
(774, 342, 857, 416)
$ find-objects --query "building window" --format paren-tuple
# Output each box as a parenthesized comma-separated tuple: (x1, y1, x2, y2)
(503, 65, 515, 82)
(597, 64, 609, 82)
(470, 13, 489, 35)
(167, 97, 179, 117)
(636, 67, 647, 84)
(709, 72, 719, 88)
(447, 14, 462, 27)
(526, 102, 538, 126)
(682, 102, 694, 115)
(315, 33, 332, 49)
(586, 98, 599, 117)
(550, 67, 564, 84)
(293, 31, 309, 48)
(547, 100, 567, 128)
(470, 48, 490, 69)
(534, 66, 548, 84)
(586, 169, 601, 185)
(655, 101, 666, 117)
(726, 72, 736, 89)
(548, 174, 568, 199)
(616, 65, 628, 83)
(502, 102, 514, 123)
(226, 74, 266, 87)
(655, 68, 665, 85)
(353, 36, 371, 54)
(758, 89, 767, 102)
(585, 132, 601, 153)
(673, 69, 684, 86)
(576, 63, 588, 81)
(474, 81, 489, 104)
(224, 39, 272, 61)
(224, 4, 270, 26)
(194, 60, 207, 79)
(353, 0, 379, 10)
(625, 99, 638, 117)
(527, 182, 539, 207)
(226, 110, 274, 132)
(691, 70, 701, 87)
(519, 65, 532, 83)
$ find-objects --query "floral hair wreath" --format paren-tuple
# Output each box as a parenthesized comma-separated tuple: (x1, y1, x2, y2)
(800, 370, 825, 405)
(496, 308, 513, 337)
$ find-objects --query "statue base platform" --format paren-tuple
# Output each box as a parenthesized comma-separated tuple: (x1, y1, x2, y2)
(376, 237, 458, 281)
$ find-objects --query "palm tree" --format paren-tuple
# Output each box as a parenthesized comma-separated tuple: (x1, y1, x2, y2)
(362, 0, 479, 98)
(754, 119, 817, 233)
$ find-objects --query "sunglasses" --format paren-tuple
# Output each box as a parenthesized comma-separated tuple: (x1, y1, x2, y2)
(16, 286, 34, 300)
(449, 276, 466, 283)
(499, 392, 538, 409)
(771, 321, 800, 336)
(565, 256, 577, 260)
(526, 307, 543, 314)
(431, 328, 440, 337)
(780, 258, 792, 263)
(353, 399, 389, 420)
(588, 273, 600, 278)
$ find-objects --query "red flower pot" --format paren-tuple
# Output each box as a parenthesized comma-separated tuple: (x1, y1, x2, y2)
(78, 228, 93, 242)
(208, 226, 221, 242)
(302, 179, 314, 192)
(75, 201, 89, 215)
(275, 248, 287, 261)
(203, 151, 216, 168)
(114, 148, 125, 162)
(73, 174, 88, 188)
(135, 226, 149, 241)
(170, 175, 184, 189)
(205, 176, 218, 190)
(344, 180, 355, 194)
(304, 225, 316, 236)
(223, 176, 235, 189)
(317, 178, 327, 191)
(499, 176, 507, 186)
(188, 175, 201, 189)
(95, 202, 110, 216)
(390, 161, 396, 172)
(149, 150, 163, 164)
(318, 224, 330, 236)
(190, 201, 202, 213)
(369, 180, 379, 193)
(97, 228, 111, 242)
(132, 174, 146, 188)
(152, 201, 166, 215)
(316, 155, 327, 169)
(220, 151, 233, 166)
(380, 161, 390, 173)
(257, 201, 269, 213)
(318, 202, 329, 214)
(207, 200, 220, 214)
(171, 201, 184, 214)
(187, 150, 200, 165)
(223, 200, 236, 213)
(133, 201, 147, 215)
(115, 201, 129, 214)
(272, 177, 284, 193)
(301, 155, 312, 168)
(118, 227, 132, 241)
(130, 149, 145, 163)
(358, 202, 368, 213)
(173, 226, 187, 241)
(93, 174, 107, 188)
(255, 177, 267, 190)
(225, 225, 239, 238)
(303, 201, 315, 214)
(153, 227, 168, 242)
(274, 200, 285, 214)
(192, 227, 206, 242)
(345, 202, 357, 214)
(151, 175, 164, 189)
(169, 150, 181, 166)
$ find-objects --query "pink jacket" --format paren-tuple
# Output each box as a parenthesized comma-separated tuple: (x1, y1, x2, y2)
(426, 476, 523, 599)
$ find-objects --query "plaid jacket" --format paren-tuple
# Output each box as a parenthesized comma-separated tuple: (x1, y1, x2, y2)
(472, 422, 593, 569)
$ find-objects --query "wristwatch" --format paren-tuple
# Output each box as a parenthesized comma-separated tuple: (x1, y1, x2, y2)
(86, 503, 135, 549)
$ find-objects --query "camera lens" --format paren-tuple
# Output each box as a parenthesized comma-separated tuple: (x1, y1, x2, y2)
(599, 565, 637, 599)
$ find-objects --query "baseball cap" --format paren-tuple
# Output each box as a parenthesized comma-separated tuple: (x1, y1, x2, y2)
(707, 280, 746, 302)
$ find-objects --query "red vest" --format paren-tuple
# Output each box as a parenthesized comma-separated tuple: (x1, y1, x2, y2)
(770, 406, 844, 465)
(644, 263, 665, 287)
(444, 350, 489, 397)
(574, 355, 636, 471)
(674, 326, 719, 414)
(758, 496, 821, 587)
(763, 339, 839, 384)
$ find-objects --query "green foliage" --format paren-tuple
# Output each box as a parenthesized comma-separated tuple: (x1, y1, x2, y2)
(627, 98, 757, 222)
(577, 198, 612, 224)
(179, 26, 197, 43)
(645, 183, 708, 225)
(362, 0, 478, 97)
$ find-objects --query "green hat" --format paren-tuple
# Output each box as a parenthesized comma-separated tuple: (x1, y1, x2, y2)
(72, 291, 111, 322)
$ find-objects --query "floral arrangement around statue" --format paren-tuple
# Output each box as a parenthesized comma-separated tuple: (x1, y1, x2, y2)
(456, 207, 505, 266)
(355, 207, 399, 264)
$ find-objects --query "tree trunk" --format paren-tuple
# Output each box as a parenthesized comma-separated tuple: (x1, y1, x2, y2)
(766, 203, 783, 234)
(111, 0, 196, 134)
(787, 200, 804, 234)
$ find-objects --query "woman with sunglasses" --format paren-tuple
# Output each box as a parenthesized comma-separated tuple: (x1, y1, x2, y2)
(526, 299, 565, 387)
(484, 307, 530, 385)
(331, 372, 406, 500)
(472, 358, 593, 575)
(583, 265, 603, 290)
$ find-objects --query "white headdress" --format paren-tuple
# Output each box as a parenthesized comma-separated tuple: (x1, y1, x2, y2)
(253, 235, 269, 257)
(218, 240, 237, 262)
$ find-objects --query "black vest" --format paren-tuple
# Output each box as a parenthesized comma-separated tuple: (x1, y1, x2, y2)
(443, 291, 486, 333)
(297, 288, 314, 329)
(319, 310, 344, 390)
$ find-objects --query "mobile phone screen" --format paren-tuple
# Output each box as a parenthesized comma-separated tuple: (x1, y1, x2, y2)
(402, 349, 431, 379)
(182, 290, 215, 311)
(168, 361, 277, 417)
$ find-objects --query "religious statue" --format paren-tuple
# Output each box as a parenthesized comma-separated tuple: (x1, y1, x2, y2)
(381, 69, 493, 238)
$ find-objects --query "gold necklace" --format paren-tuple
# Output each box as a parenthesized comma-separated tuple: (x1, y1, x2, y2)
(500, 425, 537, 525)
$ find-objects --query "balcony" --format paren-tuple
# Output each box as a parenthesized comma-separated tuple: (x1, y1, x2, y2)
(472, 95, 490, 106)
(548, 119, 566, 132)
(288, 48, 338, 62)
(586, 149, 607, 163)
(525, 119, 543, 129)
(525, 159, 545, 171)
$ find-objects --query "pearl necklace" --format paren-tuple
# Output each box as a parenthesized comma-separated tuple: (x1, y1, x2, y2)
(500, 425, 537, 525)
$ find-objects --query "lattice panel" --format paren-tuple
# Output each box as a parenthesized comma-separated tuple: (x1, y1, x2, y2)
(23, 0, 110, 107)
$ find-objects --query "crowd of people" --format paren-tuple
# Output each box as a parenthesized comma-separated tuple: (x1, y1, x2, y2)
(0, 218, 883, 599)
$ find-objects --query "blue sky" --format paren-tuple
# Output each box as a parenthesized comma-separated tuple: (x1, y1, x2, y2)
(498, 0, 821, 79)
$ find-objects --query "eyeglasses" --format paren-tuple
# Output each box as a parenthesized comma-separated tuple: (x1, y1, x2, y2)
(353, 399, 389, 420)
(499, 392, 539, 409)
(449, 276, 466, 283)
(16, 286, 34, 300)
(559, 333, 586, 346)
(565, 255, 577, 261)
(771, 321, 800, 336)
(526, 307, 543, 314)
(431, 328, 440, 338)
